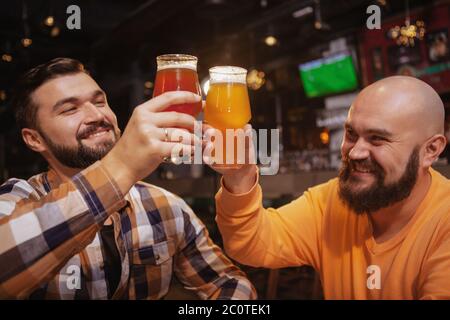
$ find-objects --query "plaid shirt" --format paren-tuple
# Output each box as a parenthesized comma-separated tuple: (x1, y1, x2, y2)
(0, 161, 256, 299)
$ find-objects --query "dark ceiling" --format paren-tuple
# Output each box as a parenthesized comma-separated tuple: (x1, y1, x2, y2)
(0, 0, 434, 85)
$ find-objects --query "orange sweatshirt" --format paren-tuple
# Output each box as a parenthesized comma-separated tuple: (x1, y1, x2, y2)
(215, 168, 450, 299)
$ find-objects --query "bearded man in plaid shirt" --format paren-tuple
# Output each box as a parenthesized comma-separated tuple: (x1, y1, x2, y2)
(0, 58, 256, 300)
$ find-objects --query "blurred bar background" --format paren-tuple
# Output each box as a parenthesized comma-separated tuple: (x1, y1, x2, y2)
(1, 0, 450, 299)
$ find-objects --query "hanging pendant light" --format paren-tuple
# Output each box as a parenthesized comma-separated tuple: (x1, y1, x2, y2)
(388, 0, 426, 47)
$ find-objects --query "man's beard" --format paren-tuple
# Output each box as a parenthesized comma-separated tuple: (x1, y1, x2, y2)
(338, 147, 420, 214)
(39, 121, 118, 169)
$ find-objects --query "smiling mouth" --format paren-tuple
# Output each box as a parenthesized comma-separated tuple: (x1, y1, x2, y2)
(349, 165, 377, 176)
(81, 128, 111, 140)
(352, 168, 373, 174)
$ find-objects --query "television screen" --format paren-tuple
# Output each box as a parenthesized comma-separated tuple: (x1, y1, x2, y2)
(299, 53, 358, 98)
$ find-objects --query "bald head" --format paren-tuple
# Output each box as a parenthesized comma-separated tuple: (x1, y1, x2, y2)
(353, 76, 444, 139)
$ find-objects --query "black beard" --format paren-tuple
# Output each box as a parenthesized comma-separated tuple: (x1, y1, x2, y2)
(338, 147, 420, 214)
(38, 121, 118, 169)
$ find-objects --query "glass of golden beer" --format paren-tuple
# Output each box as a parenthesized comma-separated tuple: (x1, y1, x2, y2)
(204, 66, 251, 167)
(153, 54, 202, 116)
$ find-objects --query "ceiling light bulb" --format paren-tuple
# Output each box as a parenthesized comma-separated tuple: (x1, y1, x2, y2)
(21, 38, 32, 47)
(265, 36, 278, 46)
(45, 16, 55, 27)
(50, 26, 60, 37)
(1, 54, 12, 62)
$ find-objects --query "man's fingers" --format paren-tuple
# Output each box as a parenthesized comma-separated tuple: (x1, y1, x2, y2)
(202, 141, 215, 165)
(158, 142, 194, 159)
(157, 127, 202, 146)
(139, 91, 201, 113)
(203, 127, 221, 141)
(152, 112, 197, 131)
(156, 142, 195, 164)
(202, 125, 257, 166)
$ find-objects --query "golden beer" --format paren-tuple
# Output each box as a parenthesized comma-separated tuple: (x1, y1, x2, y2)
(205, 66, 251, 166)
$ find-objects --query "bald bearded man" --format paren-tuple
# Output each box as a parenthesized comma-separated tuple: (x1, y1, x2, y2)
(207, 76, 450, 299)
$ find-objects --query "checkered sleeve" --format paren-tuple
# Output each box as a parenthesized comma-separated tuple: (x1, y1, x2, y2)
(0, 161, 126, 298)
(173, 201, 257, 300)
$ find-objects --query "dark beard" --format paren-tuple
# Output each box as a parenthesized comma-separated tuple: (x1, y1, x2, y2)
(39, 121, 117, 169)
(338, 147, 420, 214)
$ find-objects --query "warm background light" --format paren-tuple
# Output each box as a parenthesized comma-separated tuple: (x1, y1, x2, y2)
(21, 38, 32, 47)
(1, 54, 12, 62)
(144, 81, 154, 89)
(45, 16, 55, 27)
(50, 26, 60, 37)
(264, 36, 278, 46)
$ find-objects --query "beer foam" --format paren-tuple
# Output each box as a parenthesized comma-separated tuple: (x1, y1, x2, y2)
(209, 79, 247, 85)
(209, 66, 247, 84)
(157, 63, 197, 71)
(156, 54, 198, 71)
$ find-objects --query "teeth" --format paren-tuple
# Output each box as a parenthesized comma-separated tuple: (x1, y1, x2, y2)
(88, 130, 107, 138)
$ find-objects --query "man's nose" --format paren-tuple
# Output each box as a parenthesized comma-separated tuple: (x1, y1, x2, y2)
(348, 138, 370, 160)
(83, 102, 105, 123)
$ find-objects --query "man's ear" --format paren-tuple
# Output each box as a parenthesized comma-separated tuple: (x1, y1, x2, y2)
(21, 128, 47, 153)
(422, 134, 447, 167)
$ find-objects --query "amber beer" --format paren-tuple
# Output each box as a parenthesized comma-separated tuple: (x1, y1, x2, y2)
(153, 54, 202, 116)
(205, 66, 251, 167)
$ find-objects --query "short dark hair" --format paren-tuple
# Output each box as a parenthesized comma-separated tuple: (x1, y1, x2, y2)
(12, 57, 87, 130)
